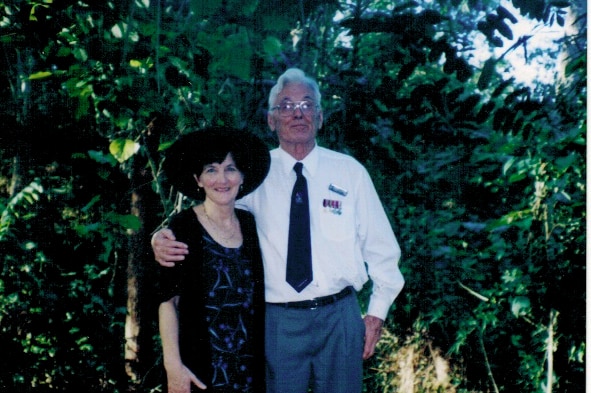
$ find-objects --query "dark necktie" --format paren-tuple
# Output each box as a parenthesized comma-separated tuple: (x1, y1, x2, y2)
(286, 162, 313, 292)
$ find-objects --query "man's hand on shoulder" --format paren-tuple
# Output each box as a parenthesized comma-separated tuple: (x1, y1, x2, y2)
(151, 228, 189, 267)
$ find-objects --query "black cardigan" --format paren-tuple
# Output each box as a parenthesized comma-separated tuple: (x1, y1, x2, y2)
(158, 208, 266, 391)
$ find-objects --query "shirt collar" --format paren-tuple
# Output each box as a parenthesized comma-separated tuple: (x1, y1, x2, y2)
(277, 143, 319, 178)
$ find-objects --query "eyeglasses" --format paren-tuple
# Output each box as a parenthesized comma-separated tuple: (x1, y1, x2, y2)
(271, 101, 318, 117)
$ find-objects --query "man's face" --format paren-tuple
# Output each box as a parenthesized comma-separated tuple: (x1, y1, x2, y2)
(267, 83, 323, 148)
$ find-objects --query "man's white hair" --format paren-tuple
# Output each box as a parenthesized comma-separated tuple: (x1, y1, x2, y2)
(268, 68, 322, 110)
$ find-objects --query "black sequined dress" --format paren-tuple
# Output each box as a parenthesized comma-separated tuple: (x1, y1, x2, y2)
(159, 208, 265, 393)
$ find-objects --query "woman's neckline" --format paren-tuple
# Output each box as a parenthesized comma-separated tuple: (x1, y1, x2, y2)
(193, 204, 243, 249)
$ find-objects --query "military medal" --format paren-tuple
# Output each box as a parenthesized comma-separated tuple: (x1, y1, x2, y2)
(324, 183, 347, 215)
(323, 199, 342, 215)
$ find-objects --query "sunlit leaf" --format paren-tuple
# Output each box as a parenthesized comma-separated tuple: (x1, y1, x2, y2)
(28, 71, 52, 80)
(111, 23, 125, 38)
(510, 296, 531, 317)
(109, 139, 140, 163)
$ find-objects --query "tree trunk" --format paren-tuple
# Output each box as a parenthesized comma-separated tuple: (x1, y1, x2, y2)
(124, 120, 165, 387)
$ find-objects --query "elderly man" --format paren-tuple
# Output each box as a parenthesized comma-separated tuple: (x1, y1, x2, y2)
(152, 68, 404, 393)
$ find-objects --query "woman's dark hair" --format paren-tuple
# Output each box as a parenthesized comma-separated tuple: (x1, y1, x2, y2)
(161, 126, 270, 201)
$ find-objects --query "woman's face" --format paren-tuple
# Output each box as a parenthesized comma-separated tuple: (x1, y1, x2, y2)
(194, 153, 244, 205)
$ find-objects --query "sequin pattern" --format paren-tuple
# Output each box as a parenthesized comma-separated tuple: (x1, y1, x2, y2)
(202, 234, 256, 392)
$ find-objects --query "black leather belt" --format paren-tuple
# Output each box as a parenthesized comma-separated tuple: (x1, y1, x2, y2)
(269, 286, 354, 309)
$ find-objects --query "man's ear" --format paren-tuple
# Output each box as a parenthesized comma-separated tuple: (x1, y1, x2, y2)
(267, 112, 276, 131)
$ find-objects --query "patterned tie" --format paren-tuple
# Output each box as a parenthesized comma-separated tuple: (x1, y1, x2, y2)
(286, 162, 313, 292)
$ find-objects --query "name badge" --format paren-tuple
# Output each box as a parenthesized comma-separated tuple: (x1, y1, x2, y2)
(329, 183, 348, 196)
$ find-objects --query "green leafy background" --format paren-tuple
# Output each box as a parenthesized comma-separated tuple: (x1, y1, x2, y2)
(0, 0, 585, 392)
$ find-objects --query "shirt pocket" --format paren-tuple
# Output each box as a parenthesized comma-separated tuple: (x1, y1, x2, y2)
(316, 202, 355, 242)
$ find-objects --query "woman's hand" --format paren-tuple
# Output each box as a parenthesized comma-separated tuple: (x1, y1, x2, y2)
(166, 362, 207, 393)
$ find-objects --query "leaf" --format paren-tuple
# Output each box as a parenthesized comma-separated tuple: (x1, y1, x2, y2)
(262, 36, 283, 59)
(0, 181, 44, 240)
(191, 0, 223, 19)
(492, 78, 515, 97)
(554, 191, 571, 203)
(73, 47, 88, 62)
(488, 211, 533, 230)
(87, 150, 117, 166)
(392, 1, 420, 13)
(511, 334, 523, 347)
(557, 15, 565, 26)
(106, 212, 142, 231)
(109, 139, 140, 163)
(81, 195, 101, 213)
(458, 281, 489, 302)
(510, 296, 531, 317)
(197, 30, 252, 80)
(508, 171, 527, 182)
(555, 153, 577, 173)
(28, 71, 52, 80)
(496, 6, 518, 23)
(418, 9, 444, 25)
(478, 58, 496, 90)
(502, 156, 517, 175)
(495, 20, 513, 40)
(111, 23, 125, 39)
(549, 0, 572, 7)
(454, 57, 474, 82)
(491, 36, 504, 47)
(462, 222, 487, 232)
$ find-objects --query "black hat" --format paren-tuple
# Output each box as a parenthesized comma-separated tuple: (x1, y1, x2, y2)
(162, 126, 270, 201)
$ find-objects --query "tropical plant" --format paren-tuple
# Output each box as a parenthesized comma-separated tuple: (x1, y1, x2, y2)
(0, 0, 584, 391)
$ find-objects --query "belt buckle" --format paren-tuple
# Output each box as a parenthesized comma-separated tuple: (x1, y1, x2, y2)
(309, 298, 320, 310)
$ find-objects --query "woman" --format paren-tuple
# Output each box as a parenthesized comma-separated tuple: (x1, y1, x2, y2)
(157, 127, 270, 393)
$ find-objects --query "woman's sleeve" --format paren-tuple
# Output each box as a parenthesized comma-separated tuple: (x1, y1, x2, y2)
(157, 213, 186, 303)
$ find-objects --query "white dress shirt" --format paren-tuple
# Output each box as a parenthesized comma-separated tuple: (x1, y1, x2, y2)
(237, 144, 404, 320)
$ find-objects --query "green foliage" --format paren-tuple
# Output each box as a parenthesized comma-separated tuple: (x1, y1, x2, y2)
(0, 160, 134, 392)
(324, 2, 585, 391)
(0, 0, 585, 391)
(0, 181, 43, 240)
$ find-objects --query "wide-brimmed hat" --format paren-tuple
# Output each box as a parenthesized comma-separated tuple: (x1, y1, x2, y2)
(161, 126, 270, 201)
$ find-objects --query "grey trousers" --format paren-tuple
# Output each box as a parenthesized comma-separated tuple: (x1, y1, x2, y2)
(265, 292, 365, 393)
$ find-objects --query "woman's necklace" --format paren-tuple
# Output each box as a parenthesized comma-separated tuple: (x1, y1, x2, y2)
(202, 205, 238, 242)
